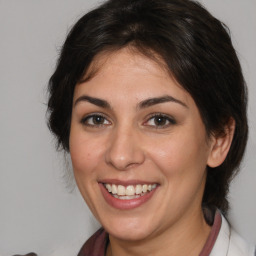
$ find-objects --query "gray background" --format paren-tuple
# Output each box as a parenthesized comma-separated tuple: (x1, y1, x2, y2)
(0, 0, 255, 255)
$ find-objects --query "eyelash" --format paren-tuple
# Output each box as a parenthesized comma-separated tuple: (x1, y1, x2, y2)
(144, 113, 176, 128)
(80, 113, 111, 127)
(80, 113, 176, 129)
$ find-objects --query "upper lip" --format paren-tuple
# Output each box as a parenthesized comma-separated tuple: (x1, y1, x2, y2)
(98, 179, 158, 186)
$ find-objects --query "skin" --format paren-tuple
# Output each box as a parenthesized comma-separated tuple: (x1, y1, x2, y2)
(69, 48, 233, 256)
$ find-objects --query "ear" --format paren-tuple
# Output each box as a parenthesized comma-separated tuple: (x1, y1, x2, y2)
(207, 118, 235, 168)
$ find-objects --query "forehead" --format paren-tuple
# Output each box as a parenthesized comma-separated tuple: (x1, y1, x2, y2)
(75, 47, 192, 107)
(80, 47, 170, 83)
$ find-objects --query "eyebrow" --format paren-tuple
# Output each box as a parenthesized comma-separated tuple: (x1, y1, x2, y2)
(74, 94, 188, 109)
(138, 95, 188, 109)
(74, 95, 111, 109)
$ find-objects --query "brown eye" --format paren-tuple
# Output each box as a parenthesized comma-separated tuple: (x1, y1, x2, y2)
(81, 114, 111, 127)
(145, 114, 176, 128)
(154, 116, 168, 126)
(92, 115, 105, 125)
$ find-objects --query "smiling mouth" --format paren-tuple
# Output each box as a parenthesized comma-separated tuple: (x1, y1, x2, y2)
(103, 183, 157, 200)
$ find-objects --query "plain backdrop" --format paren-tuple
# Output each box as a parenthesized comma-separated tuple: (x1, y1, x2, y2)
(0, 0, 255, 255)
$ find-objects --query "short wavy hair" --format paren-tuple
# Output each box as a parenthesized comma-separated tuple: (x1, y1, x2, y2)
(47, 0, 248, 214)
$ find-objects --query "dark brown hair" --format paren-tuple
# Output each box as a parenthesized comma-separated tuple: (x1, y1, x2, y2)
(47, 0, 248, 213)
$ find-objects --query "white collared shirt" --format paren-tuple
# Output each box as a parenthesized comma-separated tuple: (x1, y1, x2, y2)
(210, 214, 255, 256)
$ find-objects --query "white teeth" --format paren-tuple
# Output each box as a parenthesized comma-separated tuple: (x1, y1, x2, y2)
(104, 183, 157, 199)
(106, 184, 112, 192)
(114, 195, 141, 200)
(112, 184, 117, 194)
(126, 185, 135, 196)
(135, 184, 142, 194)
(126, 195, 139, 199)
(117, 185, 126, 196)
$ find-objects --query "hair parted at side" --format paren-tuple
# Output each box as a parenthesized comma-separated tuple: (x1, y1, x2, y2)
(47, 0, 248, 213)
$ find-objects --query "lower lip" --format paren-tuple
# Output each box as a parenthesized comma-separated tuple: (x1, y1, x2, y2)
(99, 183, 158, 210)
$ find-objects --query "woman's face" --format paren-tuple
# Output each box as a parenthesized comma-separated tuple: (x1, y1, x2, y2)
(69, 48, 215, 241)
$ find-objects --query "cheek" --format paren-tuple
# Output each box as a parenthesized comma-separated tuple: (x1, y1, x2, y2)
(69, 132, 103, 207)
(147, 134, 209, 212)
(147, 132, 210, 179)
(70, 142, 91, 173)
(69, 128, 102, 178)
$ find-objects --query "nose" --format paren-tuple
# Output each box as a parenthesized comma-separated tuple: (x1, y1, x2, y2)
(105, 125, 145, 170)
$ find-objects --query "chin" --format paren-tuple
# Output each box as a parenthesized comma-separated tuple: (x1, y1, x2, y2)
(102, 215, 157, 241)
(108, 226, 153, 242)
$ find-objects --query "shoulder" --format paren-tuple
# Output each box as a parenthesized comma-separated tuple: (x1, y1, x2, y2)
(211, 212, 255, 256)
(77, 228, 108, 256)
(229, 227, 255, 256)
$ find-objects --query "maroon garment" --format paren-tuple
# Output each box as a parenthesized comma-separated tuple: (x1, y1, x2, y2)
(199, 209, 222, 256)
(78, 228, 108, 256)
(78, 210, 221, 256)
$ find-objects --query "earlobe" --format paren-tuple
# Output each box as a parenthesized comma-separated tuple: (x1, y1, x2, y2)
(207, 118, 235, 168)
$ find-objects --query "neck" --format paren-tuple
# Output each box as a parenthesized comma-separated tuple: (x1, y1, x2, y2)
(106, 207, 211, 256)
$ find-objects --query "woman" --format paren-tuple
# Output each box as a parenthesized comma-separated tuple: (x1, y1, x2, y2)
(47, 0, 255, 255)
